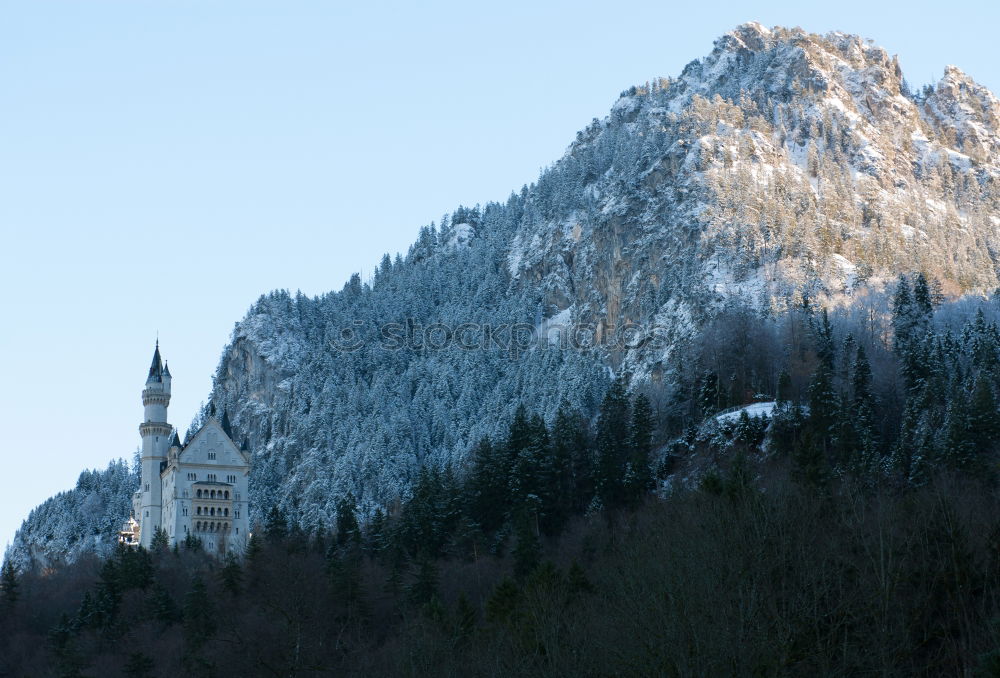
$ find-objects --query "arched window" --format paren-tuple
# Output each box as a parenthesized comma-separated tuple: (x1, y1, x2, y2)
(196, 489, 202, 498)
(196, 506, 202, 515)
(224, 508, 229, 516)
(224, 491, 230, 499)
(211, 490, 216, 499)
(196, 521, 201, 531)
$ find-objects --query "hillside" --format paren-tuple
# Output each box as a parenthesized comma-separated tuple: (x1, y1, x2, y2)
(206, 23, 1000, 527)
(9, 23, 1000, 565)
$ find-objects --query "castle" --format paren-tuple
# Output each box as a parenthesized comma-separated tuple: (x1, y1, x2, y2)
(121, 342, 251, 555)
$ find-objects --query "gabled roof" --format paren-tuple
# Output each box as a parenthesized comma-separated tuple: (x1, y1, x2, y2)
(179, 416, 252, 466)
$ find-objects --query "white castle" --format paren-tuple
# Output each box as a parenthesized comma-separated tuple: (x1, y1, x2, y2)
(121, 342, 251, 555)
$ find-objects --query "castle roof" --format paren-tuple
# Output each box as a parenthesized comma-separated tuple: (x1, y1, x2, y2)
(147, 341, 164, 382)
(178, 416, 252, 467)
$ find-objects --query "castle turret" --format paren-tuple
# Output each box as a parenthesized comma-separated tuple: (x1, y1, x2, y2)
(138, 341, 172, 548)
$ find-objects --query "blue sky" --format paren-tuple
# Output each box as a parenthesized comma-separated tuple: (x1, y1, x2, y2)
(2, 0, 998, 552)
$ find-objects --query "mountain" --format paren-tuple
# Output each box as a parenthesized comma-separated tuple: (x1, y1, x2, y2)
(9, 23, 1000, 565)
(7, 460, 137, 569)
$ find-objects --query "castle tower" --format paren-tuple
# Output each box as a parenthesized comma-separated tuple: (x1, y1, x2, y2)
(138, 341, 172, 548)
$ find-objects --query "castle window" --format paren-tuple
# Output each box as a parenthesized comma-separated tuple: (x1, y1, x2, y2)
(224, 491, 230, 499)
(224, 508, 229, 516)
(197, 507, 201, 515)
(197, 489, 202, 498)
(208, 474, 217, 482)
(183, 507, 188, 517)
(210, 507, 215, 516)
(187, 473, 196, 481)
(208, 451, 216, 460)
(211, 489, 216, 498)
(144, 483, 149, 492)
(235, 510, 240, 518)
(196, 521, 201, 531)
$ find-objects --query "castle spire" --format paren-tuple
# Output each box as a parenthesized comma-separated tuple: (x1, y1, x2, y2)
(139, 338, 171, 549)
(147, 340, 164, 382)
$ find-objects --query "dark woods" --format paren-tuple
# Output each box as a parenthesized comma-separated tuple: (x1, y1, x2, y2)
(7, 274, 1000, 676)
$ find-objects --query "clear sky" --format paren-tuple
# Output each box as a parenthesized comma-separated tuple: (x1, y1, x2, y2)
(2, 0, 997, 553)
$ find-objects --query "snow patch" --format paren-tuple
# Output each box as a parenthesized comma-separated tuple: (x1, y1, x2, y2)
(446, 222, 474, 250)
(716, 402, 777, 423)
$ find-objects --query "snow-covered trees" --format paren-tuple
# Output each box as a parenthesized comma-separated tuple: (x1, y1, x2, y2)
(6, 459, 138, 570)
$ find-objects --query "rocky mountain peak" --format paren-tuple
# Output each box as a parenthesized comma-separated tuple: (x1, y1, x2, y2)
(10, 24, 1000, 567)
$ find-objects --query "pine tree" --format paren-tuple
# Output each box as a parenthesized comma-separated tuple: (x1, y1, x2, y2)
(776, 370, 792, 407)
(327, 547, 364, 616)
(464, 436, 508, 534)
(625, 394, 654, 506)
(335, 492, 361, 547)
(968, 375, 1000, 457)
(486, 577, 520, 626)
(698, 370, 720, 416)
(50, 612, 85, 678)
(147, 581, 180, 626)
(913, 273, 934, 319)
(512, 504, 542, 580)
(150, 526, 169, 552)
(264, 506, 288, 544)
(506, 404, 533, 464)
(549, 401, 581, 530)
(808, 359, 838, 457)
(892, 274, 916, 356)
(245, 533, 262, 566)
(815, 308, 836, 372)
(182, 576, 215, 651)
(793, 429, 828, 487)
(366, 507, 387, 557)
(1, 560, 18, 607)
(407, 556, 439, 609)
(220, 553, 243, 595)
(552, 401, 593, 513)
(510, 413, 556, 532)
(595, 380, 631, 508)
(840, 343, 877, 470)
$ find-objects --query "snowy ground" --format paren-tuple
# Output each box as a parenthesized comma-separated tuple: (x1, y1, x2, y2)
(715, 402, 777, 423)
